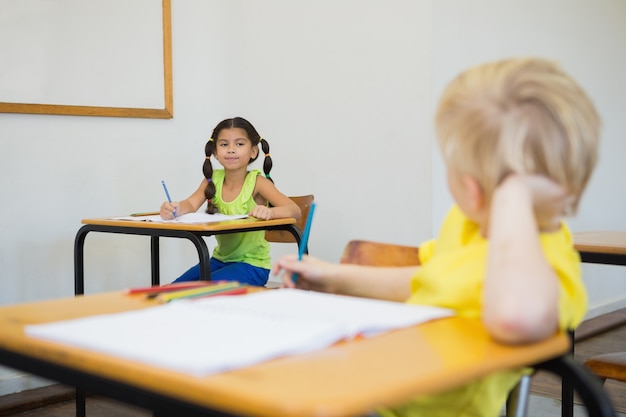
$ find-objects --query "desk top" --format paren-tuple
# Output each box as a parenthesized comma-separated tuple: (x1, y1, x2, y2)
(573, 231, 626, 256)
(81, 216, 296, 232)
(0, 292, 569, 417)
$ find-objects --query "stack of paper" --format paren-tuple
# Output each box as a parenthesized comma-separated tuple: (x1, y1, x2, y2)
(25, 289, 453, 377)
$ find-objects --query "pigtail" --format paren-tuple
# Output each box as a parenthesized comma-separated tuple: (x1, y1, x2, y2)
(203, 138, 217, 214)
(260, 137, 274, 184)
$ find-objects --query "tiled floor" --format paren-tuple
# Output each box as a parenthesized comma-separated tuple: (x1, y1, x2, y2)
(525, 395, 626, 417)
(6, 396, 148, 417)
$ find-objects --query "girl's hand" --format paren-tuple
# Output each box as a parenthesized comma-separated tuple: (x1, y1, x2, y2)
(249, 205, 274, 220)
(160, 201, 179, 220)
(273, 254, 337, 293)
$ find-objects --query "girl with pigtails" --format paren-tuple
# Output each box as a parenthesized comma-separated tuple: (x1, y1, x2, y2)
(160, 117, 301, 286)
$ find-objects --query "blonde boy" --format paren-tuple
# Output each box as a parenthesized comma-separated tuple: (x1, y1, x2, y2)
(275, 58, 600, 416)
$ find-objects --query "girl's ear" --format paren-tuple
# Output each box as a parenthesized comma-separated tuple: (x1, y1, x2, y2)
(251, 144, 259, 159)
(462, 175, 485, 211)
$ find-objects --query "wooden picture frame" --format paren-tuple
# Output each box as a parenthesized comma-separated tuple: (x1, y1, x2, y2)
(0, 0, 173, 119)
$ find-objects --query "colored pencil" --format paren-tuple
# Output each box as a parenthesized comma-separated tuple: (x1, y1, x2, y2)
(125, 281, 226, 295)
(156, 282, 242, 303)
(293, 202, 316, 283)
(161, 180, 176, 218)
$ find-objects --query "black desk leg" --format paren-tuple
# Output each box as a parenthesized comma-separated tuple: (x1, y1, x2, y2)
(562, 330, 575, 417)
(150, 232, 212, 282)
(562, 380, 574, 417)
(73, 228, 89, 415)
(151, 236, 160, 286)
(74, 226, 89, 296)
(75, 388, 86, 417)
(196, 239, 211, 281)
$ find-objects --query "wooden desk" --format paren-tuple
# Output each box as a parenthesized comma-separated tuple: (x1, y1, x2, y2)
(74, 217, 301, 295)
(573, 231, 626, 266)
(0, 292, 570, 417)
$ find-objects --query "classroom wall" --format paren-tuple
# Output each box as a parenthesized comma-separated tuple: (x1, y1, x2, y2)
(0, 0, 625, 395)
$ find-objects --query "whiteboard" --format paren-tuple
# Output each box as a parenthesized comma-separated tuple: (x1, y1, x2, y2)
(0, 0, 172, 118)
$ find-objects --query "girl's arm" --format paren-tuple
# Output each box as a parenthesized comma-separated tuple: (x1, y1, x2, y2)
(250, 176, 301, 220)
(274, 254, 415, 302)
(160, 180, 207, 219)
(483, 175, 567, 344)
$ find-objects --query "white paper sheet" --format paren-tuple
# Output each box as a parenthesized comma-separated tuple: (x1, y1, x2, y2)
(25, 289, 453, 377)
(112, 212, 248, 224)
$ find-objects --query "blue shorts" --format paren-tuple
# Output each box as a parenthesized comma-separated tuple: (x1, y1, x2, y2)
(172, 258, 270, 287)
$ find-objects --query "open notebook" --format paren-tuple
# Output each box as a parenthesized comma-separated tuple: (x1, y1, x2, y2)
(25, 289, 453, 377)
(112, 212, 248, 224)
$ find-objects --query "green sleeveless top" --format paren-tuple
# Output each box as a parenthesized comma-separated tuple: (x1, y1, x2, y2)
(211, 169, 271, 269)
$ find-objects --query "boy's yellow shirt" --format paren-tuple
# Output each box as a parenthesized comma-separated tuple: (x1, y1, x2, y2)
(379, 205, 586, 417)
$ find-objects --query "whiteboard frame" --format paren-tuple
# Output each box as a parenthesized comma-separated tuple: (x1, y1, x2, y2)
(0, 0, 173, 119)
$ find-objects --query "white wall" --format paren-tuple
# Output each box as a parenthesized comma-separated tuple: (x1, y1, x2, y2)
(0, 0, 625, 395)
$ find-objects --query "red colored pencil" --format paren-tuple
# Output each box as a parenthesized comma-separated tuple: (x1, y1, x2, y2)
(125, 281, 227, 295)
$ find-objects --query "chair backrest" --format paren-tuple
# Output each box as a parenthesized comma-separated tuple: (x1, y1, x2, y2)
(340, 240, 420, 266)
(265, 195, 315, 243)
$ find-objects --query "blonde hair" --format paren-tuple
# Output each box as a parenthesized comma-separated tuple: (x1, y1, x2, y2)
(435, 58, 600, 213)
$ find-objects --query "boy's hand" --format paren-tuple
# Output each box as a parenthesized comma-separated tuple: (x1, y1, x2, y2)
(160, 201, 179, 220)
(250, 205, 274, 220)
(273, 254, 336, 292)
(498, 175, 572, 232)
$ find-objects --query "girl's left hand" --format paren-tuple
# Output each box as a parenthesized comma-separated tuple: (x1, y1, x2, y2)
(249, 205, 273, 220)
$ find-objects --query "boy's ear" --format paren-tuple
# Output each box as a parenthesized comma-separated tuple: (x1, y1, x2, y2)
(462, 176, 485, 210)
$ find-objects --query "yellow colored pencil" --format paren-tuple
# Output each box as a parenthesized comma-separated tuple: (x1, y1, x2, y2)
(156, 281, 241, 303)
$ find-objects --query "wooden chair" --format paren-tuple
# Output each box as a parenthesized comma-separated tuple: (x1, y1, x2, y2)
(265, 194, 315, 244)
(340, 239, 616, 417)
(340, 239, 420, 267)
(264, 195, 314, 289)
(585, 351, 626, 385)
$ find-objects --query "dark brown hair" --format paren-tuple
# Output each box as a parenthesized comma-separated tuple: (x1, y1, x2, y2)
(203, 117, 273, 213)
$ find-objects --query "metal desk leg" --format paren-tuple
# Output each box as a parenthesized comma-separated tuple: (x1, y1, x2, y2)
(193, 236, 211, 281)
(76, 388, 86, 417)
(147, 231, 211, 281)
(537, 354, 615, 417)
(151, 236, 160, 286)
(562, 331, 575, 417)
(286, 224, 305, 253)
(73, 228, 90, 416)
(150, 231, 212, 281)
(74, 225, 90, 296)
(562, 379, 574, 417)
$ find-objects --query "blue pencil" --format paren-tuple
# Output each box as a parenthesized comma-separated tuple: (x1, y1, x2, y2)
(161, 180, 176, 218)
(293, 202, 316, 283)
